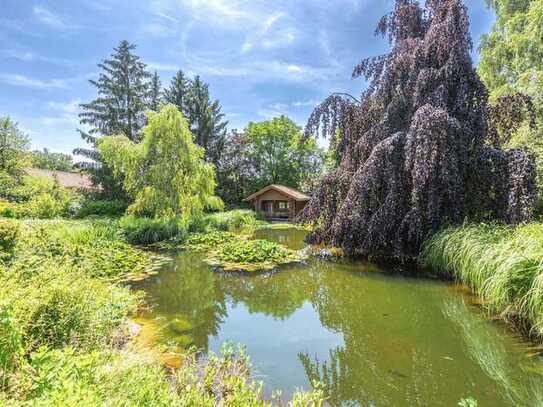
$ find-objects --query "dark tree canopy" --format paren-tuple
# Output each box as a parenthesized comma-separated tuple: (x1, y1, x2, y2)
(75, 40, 152, 198)
(301, 0, 537, 260)
(164, 71, 228, 165)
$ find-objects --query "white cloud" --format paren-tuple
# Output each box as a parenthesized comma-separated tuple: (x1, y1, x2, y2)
(148, 62, 179, 72)
(180, 0, 249, 23)
(39, 99, 81, 128)
(263, 12, 285, 33)
(0, 74, 67, 89)
(143, 23, 175, 37)
(46, 99, 81, 114)
(241, 12, 296, 54)
(33, 6, 67, 30)
(155, 12, 178, 23)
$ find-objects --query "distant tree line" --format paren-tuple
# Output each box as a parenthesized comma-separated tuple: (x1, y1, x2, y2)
(75, 40, 324, 206)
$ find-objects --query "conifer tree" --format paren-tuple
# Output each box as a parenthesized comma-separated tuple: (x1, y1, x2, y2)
(149, 71, 162, 112)
(164, 71, 228, 165)
(74, 41, 151, 196)
(164, 70, 190, 118)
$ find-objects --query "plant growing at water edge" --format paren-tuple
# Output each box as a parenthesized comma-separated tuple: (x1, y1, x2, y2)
(420, 223, 543, 338)
(99, 105, 223, 220)
(300, 0, 537, 260)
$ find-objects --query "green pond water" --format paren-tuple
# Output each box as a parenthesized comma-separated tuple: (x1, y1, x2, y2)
(135, 228, 543, 406)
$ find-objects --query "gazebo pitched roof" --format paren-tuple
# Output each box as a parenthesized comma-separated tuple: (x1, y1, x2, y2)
(244, 184, 310, 202)
(24, 167, 96, 190)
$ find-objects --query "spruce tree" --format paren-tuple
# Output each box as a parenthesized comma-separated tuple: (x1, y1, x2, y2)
(74, 40, 151, 196)
(149, 71, 162, 112)
(164, 70, 190, 118)
(164, 71, 228, 165)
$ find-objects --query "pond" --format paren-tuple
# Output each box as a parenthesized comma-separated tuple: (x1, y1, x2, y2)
(134, 228, 543, 406)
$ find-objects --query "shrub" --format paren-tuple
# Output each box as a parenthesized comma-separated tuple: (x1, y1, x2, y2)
(0, 219, 19, 256)
(120, 216, 185, 245)
(11, 269, 138, 352)
(0, 176, 80, 219)
(0, 303, 23, 389)
(76, 199, 127, 218)
(204, 210, 258, 232)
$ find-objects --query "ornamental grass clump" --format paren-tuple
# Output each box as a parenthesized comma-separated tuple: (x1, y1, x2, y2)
(300, 0, 536, 261)
(421, 223, 543, 337)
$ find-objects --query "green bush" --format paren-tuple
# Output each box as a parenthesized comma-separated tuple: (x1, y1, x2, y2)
(0, 219, 19, 255)
(10, 344, 324, 406)
(204, 210, 258, 232)
(13, 270, 138, 352)
(0, 175, 80, 219)
(120, 216, 185, 245)
(0, 303, 23, 389)
(76, 199, 127, 218)
(420, 223, 543, 337)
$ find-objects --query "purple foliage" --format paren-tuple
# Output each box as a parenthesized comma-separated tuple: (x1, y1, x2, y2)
(301, 0, 537, 260)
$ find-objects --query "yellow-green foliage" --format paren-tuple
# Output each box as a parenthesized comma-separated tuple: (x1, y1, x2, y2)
(420, 223, 543, 336)
(99, 105, 223, 220)
(4, 344, 324, 406)
(184, 231, 236, 250)
(208, 237, 302, 272)
(12, 220, 158, 281)
(203, 209, 261, 232)
(0, 219, 18, 256)
(0, 175, 80, 219)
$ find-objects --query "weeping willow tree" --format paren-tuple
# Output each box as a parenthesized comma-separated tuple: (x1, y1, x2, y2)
(301, 0, 537, 260)
(99, 105, 223, 219)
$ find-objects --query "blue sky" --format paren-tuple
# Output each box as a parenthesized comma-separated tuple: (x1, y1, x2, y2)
(0, 0, 494, 157)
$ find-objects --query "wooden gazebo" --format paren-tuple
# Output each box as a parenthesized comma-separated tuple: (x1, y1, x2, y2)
(244, 184, 310, 221)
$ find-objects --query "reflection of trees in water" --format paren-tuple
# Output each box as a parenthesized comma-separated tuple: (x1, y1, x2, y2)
(253, 228, 308, 251)
(443, 299, 543, 407)
(215, 264, 320, 320)
(143, 252, 227, 351)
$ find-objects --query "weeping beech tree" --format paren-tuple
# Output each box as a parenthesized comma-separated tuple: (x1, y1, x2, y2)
(301, 0, 537, 260)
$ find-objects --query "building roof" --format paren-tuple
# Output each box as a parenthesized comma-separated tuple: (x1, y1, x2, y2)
(244, 184, 310, 202)
(25, 167, 96, 190)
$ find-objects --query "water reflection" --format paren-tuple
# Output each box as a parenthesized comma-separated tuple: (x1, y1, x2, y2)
(137, 228, 543, 406)
(443, 298, 543, 406)
(137, 252, 227, 351)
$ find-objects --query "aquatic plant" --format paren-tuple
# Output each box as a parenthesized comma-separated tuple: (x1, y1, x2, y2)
(120, 215, 184, 245)
(12, 220, 159, 281)
(209, 238, 302, 272)
(301, 0, 536, 260)
(184, 231, 236, 250)
(421, 223, 543, 338)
